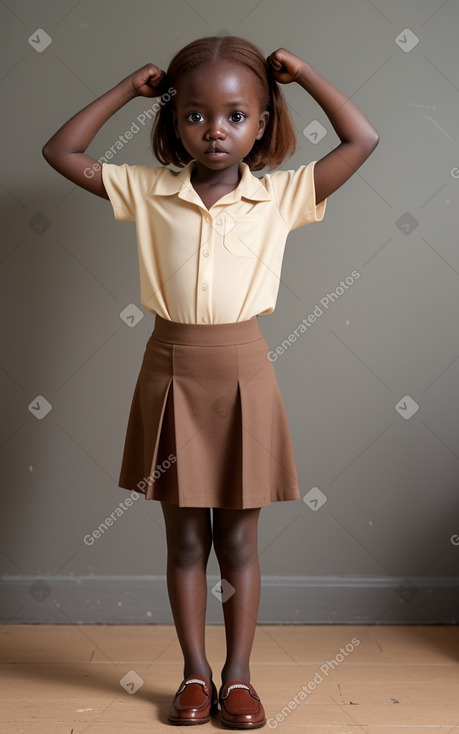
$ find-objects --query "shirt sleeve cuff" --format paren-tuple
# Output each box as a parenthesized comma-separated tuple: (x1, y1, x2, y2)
(102, 163, 134, 221)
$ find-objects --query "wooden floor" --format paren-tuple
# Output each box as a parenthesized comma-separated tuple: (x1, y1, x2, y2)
(1, 624, 459, 732)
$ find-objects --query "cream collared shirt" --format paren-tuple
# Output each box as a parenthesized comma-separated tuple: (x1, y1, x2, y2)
(102, 159, 326, 324)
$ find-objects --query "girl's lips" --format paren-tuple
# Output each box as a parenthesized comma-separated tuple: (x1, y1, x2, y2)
(205, 150, 228, 158)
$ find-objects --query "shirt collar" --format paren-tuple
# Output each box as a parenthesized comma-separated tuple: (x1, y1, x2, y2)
(151, 159, 271, 206)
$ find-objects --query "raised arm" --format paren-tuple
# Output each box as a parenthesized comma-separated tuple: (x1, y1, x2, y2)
(267, 49, 380, 205)
(41, 64, 166, 199)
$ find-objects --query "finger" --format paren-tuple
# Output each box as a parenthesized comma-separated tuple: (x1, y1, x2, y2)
(269, 57, 282, 71)
(273, 47, 286, 59)
(147, 68, 162, 81)
(145, 64, 161, 79)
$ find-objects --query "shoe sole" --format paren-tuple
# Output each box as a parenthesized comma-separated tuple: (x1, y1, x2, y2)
(168, 699, 218, 725)
(168, 716, 211, 725)
(221, 716, 267, 729)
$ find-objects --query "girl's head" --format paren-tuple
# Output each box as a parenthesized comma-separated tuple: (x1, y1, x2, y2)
(152, 36, 297, 171)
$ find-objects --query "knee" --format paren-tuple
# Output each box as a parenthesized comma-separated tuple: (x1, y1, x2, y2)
(167, 530, 212, 569)
(213, 529, 257, 571)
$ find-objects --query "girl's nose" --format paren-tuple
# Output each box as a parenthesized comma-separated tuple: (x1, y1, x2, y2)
(206, 120, 226, 139)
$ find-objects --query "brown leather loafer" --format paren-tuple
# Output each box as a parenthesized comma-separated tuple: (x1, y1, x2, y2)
(219, 679, 267, 729)
(168, 674, 218, 725)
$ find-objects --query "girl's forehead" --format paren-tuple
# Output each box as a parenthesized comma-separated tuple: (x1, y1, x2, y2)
(177, 61, 259, 93)
(175, 62, 265, 104)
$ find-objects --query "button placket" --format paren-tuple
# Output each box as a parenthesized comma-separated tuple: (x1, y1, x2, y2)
(196, 213, 213, 323)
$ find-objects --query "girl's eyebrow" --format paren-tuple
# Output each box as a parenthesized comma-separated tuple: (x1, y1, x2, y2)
(183, 100, 250, 108)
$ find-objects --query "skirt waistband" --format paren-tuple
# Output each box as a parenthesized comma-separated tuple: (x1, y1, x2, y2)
(152, 314, 262, 346)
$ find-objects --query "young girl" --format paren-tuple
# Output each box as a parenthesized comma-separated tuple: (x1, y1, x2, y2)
(42, 35, 378, 729)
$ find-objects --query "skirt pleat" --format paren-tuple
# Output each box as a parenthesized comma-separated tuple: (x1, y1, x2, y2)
(118, 315, 301, 509)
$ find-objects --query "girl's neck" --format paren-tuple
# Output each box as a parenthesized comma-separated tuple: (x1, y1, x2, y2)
(190, 160, 241, 187)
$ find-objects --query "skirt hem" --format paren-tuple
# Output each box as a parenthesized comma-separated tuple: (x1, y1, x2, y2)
(116, 479, 301, 509)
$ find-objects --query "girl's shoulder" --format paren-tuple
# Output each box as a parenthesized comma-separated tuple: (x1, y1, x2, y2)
(255, 161, 326, 230)
(102, 162, 183, 221)
(102, 161, 184, 197)
(259, 160, 315, 182)
(102, 161, 175, 180)
(257, 160, 317, 199)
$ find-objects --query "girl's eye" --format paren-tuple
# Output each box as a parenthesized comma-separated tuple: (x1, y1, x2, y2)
(187, 112, 204, 123)
(185, 111, 246, 123)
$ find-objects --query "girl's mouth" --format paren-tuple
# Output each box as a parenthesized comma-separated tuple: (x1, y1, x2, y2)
(205, 150, 228, 159)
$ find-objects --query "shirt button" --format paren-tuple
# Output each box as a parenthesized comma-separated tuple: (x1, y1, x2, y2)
(201, 283, 208, 291)
(202, 249, 209, 257)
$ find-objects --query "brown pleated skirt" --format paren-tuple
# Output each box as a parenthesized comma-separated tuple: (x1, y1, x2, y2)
(118, 314, 301, 509)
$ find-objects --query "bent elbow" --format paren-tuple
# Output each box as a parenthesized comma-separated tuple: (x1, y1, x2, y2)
(360, 131, 380, 163)
(42, 143, 53, 163)
(368, 130, 380, 152)
(41, 144, 63, 173)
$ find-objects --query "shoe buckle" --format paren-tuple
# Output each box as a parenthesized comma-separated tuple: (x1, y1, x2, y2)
(221, 683, 259, 700)
(176, 678, 206, 695)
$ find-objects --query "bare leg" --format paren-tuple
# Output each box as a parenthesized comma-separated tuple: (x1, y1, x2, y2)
(161, 501, 213, 680)
(212, 507, 262, 684)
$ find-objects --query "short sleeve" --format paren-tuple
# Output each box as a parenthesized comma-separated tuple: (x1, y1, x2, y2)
(265, 160, 327, 232)
(101, 163, 160, 221)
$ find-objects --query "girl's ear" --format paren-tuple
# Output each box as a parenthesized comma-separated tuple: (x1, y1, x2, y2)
(256, 110, 270, 140)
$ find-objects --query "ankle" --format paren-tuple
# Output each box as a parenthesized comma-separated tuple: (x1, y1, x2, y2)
(183, 663, 213, 681)
(221, 664, 250, 685)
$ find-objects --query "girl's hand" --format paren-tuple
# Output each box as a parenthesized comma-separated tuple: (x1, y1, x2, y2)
(267, 48, 305, 84)
(121, 63, 166, 98)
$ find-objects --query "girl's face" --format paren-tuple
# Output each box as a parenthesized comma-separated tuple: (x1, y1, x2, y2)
(172, 61, 269, 171)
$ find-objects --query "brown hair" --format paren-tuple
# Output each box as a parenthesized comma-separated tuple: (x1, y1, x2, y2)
(151, 35, 297, 171)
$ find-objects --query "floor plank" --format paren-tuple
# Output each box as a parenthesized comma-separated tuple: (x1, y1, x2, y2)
(1, 625, 459, 732)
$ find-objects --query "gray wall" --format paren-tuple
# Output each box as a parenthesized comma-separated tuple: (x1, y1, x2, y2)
(1, 0, 458, 624)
